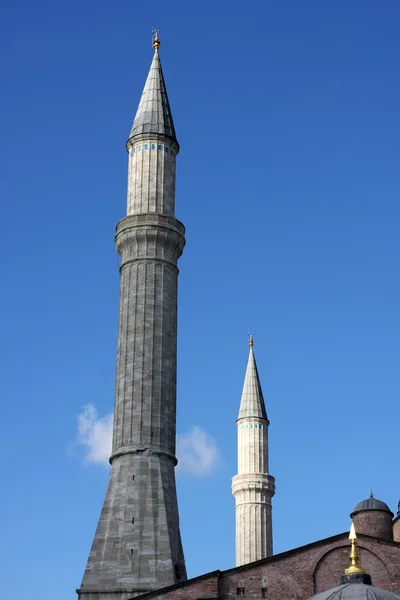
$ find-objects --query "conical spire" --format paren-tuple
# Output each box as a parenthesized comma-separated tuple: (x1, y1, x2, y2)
(238, 335, 268, 421)
(129, 34, 177, 142)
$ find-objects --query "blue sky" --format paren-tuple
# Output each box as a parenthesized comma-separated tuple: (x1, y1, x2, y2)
(1, 1, 400, 598)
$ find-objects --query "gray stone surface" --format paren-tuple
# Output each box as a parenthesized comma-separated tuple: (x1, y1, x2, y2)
(351, 497, 393, 517)
(237, 345, 268, 421)
(128, 49, 177, 143)
(307, 581, 400, 600)
(126, 137, 178, 218)
(78, 46, 186, 600)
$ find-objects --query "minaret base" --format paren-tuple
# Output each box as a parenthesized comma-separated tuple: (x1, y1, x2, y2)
(78, 453, 186, 600)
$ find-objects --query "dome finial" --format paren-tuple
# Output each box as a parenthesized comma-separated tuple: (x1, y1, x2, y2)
(345, 522, 366, 575)
(248, 332, 254, 348)
(370, 490, 374, 498)
(152, 28, 161, 50)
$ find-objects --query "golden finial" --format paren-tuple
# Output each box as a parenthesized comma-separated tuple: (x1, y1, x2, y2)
(152, 29, 160, 50)
(345, 522, 366, 574)
(249, 332, 254, 348)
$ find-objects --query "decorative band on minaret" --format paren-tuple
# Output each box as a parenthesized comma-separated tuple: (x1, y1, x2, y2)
(232, 336, 275, 566)
(78, 34, 187, 600)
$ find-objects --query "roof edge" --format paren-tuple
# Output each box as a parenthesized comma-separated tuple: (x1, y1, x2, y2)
(126, 132, 180, 150)
(351, 508, 394, 518)
(222, 532, 400, 575)
(127, 570, 221, 600)
(127, 533, 400, 600)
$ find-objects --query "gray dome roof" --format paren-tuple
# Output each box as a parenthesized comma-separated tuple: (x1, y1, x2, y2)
(308, 582, 400, 600)
(307, 574, 400, 600)
(351, 497, 393, 517)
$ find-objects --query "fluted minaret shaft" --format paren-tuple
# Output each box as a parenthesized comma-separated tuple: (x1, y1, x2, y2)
(232, 338, 275, 566)
(78, 39, 186, 600)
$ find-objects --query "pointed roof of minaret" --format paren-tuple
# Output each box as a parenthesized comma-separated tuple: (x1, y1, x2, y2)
(238, 335, 269, 421)
(128, 32, 177, 143)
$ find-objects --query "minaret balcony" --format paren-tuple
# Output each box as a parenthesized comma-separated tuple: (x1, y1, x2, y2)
(232, 473, 276, 496)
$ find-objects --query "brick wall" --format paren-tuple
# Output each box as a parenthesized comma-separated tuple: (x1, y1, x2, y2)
(128, 572, 220, 600)
(129, 534, 400, 600)
(153, 575, 219, 600)
(352, 511, 393, 540)
(314, 545, 390, 592)
(219, 535, 400, 600)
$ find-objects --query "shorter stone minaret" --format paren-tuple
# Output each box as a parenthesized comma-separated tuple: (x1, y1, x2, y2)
(232, 336, 275, 566)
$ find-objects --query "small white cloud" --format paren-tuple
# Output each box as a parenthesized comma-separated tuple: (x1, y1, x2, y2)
(71, 407, 221, 477)
(75, 404, 113, 467)
(176, 426, 221, 477)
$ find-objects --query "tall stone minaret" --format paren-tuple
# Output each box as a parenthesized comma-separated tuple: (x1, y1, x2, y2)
(78, 33, 187, 600)
(232, 336, 275, 566)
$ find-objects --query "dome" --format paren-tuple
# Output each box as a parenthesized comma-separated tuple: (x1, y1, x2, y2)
(351, 497, 393, 517)
(307, 574, 400, 600)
